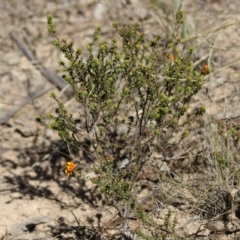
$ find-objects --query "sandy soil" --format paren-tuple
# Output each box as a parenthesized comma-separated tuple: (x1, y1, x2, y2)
(1, 0, 240, 239)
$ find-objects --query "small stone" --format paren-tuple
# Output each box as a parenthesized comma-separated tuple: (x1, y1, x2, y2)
(11, 192, 22, 199)
(94, 2, 106, 20)
(2, 52, 20, 65)
(206, 221, 225, 232)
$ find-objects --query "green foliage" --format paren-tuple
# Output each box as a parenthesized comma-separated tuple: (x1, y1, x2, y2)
(43, 13, 206, 239)
(46, 13, 204, 146)
(91, 155, 133, 202)
(47, 14, 57, 34)
(47, 92, 75, 142)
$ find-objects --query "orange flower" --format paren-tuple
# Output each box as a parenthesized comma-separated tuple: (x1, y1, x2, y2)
(64, 162, 77, 176)
(201, 64, 210, 75)
(168, 54, 174, 61)
(164, 53, 174, 61)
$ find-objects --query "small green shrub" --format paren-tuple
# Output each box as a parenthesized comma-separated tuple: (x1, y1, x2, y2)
(39, 11, 207, 239)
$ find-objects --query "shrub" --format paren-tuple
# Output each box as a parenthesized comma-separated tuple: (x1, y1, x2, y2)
(38, 11, 206, 239)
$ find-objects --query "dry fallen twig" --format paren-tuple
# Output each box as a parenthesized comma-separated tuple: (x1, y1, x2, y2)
(0, 86, 54, 124)
(0, 31, 73, 124)
(9, 31, 71, 97)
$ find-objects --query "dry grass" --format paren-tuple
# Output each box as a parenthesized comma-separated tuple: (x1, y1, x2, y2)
(1, 0, 240, 239)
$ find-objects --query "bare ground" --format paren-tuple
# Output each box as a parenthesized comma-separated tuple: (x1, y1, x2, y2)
(1, 0, 240, 239)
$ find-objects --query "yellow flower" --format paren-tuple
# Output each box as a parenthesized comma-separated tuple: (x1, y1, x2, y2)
(64, 162, 77, 176)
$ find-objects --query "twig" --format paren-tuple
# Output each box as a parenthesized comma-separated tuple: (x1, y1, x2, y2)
(181, 20, 240, 43)
(0, 86, 54, 124)
(9, 31, 72, 97)
(0, 186, 19, 192)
